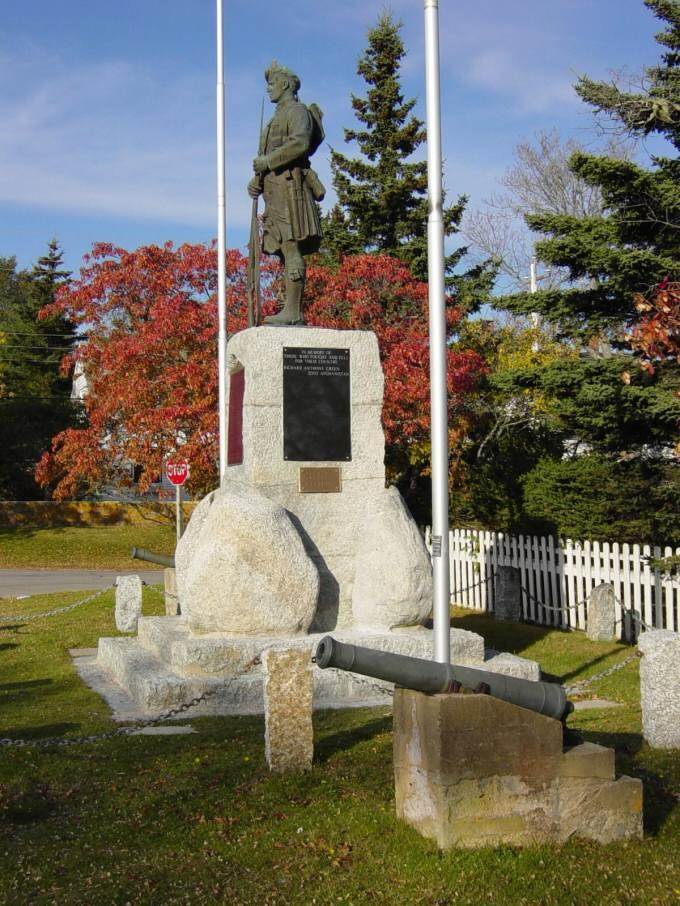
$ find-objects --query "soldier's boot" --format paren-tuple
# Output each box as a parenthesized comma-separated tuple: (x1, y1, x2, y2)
(264, 276, 304, 326)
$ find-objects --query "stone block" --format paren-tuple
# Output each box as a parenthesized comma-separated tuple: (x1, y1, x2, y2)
(393, 689, 642, 848)
(393, 692, 563, 785)
(164, 568, 180, 616)
(587, 583, 617, 642)
(483, 650, 540, 681)
(263, 647, 314, 772)
(638, 629, 680, 748)
(115, 575, 143, 633)
(352, 486, 432, 629)
(558, 742, 614, 780)
(493, 565, 522, 622)
(225, 327, 385, 488)
(558, 775, 643, 843)
(175, 481, 319, 635)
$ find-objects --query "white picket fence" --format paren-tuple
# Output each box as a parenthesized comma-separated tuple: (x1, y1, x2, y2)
(425, 528, 680, 636)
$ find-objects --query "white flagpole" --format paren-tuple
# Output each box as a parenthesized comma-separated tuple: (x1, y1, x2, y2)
(424, 0, 451, 663)
(216, 0, 228, 481)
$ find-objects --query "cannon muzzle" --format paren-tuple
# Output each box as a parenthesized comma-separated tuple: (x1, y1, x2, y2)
(131, 547, 175, 569)
(316, 636, 572, 722)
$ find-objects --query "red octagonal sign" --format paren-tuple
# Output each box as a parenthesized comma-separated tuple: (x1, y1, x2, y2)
(166, 460, 189, 486)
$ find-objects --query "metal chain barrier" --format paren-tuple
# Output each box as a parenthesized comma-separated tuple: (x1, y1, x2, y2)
(0, 689, 218, 749)
(347, 673, 394, 699)
(520, 585, 657, 635)
(614, 595, 656, 633)
(0, 585, 115, 625)
(520, 584, 583, 615)
(450, 572, 495, 598)
(565, 651, 640, 695)
(0, 653, 267, 749)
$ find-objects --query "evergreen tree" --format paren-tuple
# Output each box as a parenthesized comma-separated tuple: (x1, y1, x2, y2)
(498, 0, 679, 339)
(0, 241, 79, 499)
(492, 0, 680, 466)
(323, 13, 491, 307)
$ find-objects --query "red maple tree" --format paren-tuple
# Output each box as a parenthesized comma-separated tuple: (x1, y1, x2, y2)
(305, 254, 486, 488)
(37, 245, 485, 501)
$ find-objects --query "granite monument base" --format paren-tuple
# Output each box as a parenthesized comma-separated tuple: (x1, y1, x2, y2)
(94, 617, 539, 716)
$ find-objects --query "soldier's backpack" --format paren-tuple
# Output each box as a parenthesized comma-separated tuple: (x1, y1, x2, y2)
(306, 103, 325, 156)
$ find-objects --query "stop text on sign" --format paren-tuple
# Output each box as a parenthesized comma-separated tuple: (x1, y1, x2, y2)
(166, 460, 189, 486)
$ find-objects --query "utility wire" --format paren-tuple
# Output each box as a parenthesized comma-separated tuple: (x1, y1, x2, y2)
(0, 344, 78, 351)
(0, 331, 86, 339)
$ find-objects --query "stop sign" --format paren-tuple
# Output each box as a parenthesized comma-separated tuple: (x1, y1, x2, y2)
(166, 459, 189, 486)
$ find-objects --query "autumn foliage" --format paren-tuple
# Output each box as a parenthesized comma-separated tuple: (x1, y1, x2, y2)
(631, 280, 680, 372)
(306, 255, 486, 482)
(37, 244, 485, 500)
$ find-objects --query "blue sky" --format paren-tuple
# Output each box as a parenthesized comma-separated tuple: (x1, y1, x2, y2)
(0, 0, 664, 275)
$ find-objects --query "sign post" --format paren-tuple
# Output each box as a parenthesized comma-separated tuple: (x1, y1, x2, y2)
(166, 460, 189, 542)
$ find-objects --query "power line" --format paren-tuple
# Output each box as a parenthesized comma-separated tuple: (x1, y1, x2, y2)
(0, 331, 86, 339)
(0, 345, 77, 351)
(0, 396, 82, 403)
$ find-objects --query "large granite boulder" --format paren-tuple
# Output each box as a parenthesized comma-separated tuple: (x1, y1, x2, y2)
(351, 486, 432, 629)
(176, 482, 319, 635)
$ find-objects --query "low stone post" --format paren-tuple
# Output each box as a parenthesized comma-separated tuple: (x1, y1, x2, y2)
(638, 630, 680, 749)
(493, 565, 522, 622)
(263, 647, 314, 772)
(164, 568, 180, 616)
(115, 575, 143, 633)
(587, 583, 617, 642)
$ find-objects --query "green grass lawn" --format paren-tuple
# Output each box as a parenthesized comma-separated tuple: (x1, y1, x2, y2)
(0, 522, 176, 570)
(0, 597, 678, 904)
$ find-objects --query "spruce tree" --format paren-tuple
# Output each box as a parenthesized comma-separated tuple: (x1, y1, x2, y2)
(498, 0, 679, 338)
(30, 238, 76, 387)
(494, 0, 679, 447)
(324, 12, 490, 306)
(485, 0, 680, 541)
(0, 241, 79, 499)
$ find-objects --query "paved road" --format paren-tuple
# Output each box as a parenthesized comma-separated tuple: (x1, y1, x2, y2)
(0, 569, 164, 598)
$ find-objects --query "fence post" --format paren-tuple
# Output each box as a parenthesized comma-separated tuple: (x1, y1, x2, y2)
(115, 575, 143, 633)
(586, 583, 617, 642)
(493, 565, 522, 623)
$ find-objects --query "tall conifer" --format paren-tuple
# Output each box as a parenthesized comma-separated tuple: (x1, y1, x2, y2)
(323, 13, 490, 307)
(0, 240, 78, 498)
(484, 0, 680, 540)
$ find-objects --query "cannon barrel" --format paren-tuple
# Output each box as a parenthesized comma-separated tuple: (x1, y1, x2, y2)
(131, 547, 175, 569)
(315, 636, 572, 722)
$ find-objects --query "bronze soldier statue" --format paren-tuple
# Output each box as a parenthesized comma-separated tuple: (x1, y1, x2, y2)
(247, 61, 325, 325)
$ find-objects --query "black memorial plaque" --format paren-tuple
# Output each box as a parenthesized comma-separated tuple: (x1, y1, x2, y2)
(283, 347, 351, 462)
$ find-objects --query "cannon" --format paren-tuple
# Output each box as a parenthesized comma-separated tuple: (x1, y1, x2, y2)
(131, 547, 175, 569)
(315, 636, 573, 722)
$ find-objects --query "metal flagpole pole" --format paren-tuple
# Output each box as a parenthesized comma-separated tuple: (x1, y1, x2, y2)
(423, 0, 451, 664)
(216, 0, 228, 480)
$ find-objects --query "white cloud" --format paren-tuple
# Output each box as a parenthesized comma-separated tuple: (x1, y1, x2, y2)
(463, 48, 575, 113)
(432, 2, 592, 115)
(0, 45, 255, 229)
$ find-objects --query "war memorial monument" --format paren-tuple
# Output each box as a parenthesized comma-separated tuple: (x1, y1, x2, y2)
(87, 61, 643, 848)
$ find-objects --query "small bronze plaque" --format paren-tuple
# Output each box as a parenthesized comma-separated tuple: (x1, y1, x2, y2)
(299, 467, 342, 494)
